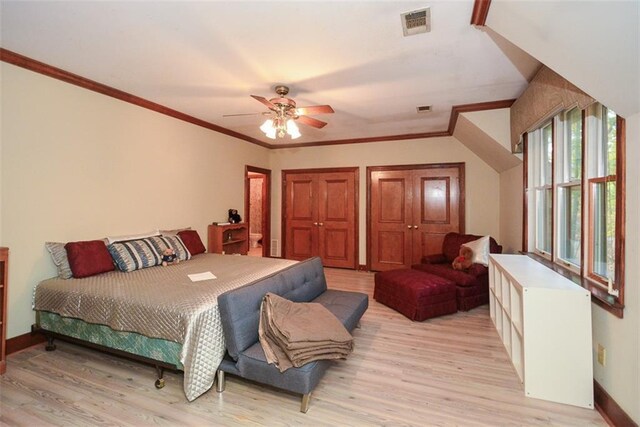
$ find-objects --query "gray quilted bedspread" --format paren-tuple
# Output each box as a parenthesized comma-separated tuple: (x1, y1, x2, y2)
(33, 253, 296, 401)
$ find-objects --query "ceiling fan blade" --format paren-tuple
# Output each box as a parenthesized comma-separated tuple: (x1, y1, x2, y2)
(251, 95, 277, 110)
(223, 112, 261, 117)
(297, 115, 328, 129)
(296, 105, 335, 115)
(222, 112, 270, 117)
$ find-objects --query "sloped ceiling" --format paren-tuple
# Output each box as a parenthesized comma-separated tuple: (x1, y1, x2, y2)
(0, 1, 539, 146)
(453, 108, 521, 172)
(486, 0, 640, 118)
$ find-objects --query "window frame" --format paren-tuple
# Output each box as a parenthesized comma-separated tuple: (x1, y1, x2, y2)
(523, 105, 626, 318)
(529, 120, 554, 259)
(554, 108, 583, 273)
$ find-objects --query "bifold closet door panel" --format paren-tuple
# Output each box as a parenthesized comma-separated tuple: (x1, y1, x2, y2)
(412, 166, 463, 264)
(370, 170, 413, 271)
(284, 174, 317, 261)
(317, 172, 357, 269)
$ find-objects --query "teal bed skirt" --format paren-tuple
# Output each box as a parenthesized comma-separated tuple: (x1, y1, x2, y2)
(37, 311, 184, 369)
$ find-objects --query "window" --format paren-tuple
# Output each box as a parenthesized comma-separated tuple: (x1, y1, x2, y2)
(587, 106, 618, 283)
(525, 103, 625, 316)
(528, 121, 553, 257)
(557, 108, 582, 268)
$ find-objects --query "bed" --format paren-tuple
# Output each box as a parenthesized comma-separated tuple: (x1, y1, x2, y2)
(33, 253, 296, 401)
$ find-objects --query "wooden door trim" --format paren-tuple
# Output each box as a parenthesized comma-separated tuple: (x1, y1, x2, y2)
(282, 167, 359, 268)
(366, 162, 465, 271)
(282, 167, 359, 175)
(245, 165, 271, 257)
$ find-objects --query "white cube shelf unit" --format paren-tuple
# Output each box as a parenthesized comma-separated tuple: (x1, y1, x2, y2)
(489, 254, 594, 409)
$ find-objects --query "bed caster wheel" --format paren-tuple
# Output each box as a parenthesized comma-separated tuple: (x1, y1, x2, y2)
(45, 337, 56, 351)
(155, 378, 165, 389)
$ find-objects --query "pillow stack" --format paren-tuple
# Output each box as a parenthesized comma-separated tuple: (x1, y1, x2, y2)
(45, 228, 207, 279)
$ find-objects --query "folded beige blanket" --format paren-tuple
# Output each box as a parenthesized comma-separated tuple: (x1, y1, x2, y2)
(259, 292, 353, 372)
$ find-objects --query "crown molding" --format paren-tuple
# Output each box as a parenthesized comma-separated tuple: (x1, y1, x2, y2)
(0, 48, 270, 148)
(2, 48, 514, 150)
(270, 131, 451, 149)
(447, 99, 516, 135)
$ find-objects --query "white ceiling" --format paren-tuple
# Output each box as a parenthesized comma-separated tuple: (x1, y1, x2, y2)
(1, 1, 539, 146)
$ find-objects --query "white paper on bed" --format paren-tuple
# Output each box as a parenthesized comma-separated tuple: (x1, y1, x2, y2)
(33, 253, 296, 401)
(188, 271, 216, 282)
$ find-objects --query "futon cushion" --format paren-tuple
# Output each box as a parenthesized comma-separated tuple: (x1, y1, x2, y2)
(178, 230, 206, 255)
(65, 240, 115, 278)
(107, 238, 162, 272)
(313, 290, 369, 332)
(237, 342, 330, 395)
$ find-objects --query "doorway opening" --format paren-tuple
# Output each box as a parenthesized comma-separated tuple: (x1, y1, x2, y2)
(245, 166, 271, 257)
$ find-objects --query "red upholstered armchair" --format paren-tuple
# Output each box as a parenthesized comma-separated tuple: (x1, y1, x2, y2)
(411, 232, 502, 311)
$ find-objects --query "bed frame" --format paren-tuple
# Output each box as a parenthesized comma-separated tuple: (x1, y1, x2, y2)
(34, 311, 182, 389)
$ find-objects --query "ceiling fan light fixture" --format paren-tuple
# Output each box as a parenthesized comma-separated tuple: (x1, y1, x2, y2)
(260, 119, 274, 134)
(260, 119, 277, 139)
(286, 119, 301, 139)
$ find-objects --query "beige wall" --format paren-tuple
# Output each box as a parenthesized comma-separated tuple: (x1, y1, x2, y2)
(0, 63, 270, 338)
(499, 164, 523, 254)
(269, 138, 501, 264)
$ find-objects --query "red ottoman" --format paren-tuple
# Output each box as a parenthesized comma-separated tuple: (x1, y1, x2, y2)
(374, 269, 457, 321)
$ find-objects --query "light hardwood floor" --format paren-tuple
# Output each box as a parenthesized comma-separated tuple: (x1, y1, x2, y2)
(0, 268, 605, 426)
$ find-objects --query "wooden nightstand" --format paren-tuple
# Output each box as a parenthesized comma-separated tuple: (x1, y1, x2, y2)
(208, 223, 248, 255)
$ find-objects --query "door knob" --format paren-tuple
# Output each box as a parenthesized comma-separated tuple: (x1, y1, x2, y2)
(318, 222, 324, 226)
(407, 225, 412, 229)
(413, 225, 418, 229)
(313, 222, 318, 226)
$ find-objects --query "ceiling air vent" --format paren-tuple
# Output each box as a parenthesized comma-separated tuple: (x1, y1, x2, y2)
(401, 8, 431, 37)
(416, 105, 432, 113)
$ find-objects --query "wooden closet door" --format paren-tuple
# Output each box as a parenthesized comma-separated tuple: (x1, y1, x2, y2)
(370, 170, 413, 271)
(412, 166, 463, 264)
(284, 173, 317, 261)
(318, 172, 356, 268)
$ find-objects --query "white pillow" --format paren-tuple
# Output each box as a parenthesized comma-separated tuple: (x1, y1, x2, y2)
(462, 235, 491, 266)
(107, 230, 160, 244)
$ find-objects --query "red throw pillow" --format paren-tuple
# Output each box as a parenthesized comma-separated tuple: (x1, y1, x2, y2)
(178, 230, 206, 255)
(65, 240, 115, 278)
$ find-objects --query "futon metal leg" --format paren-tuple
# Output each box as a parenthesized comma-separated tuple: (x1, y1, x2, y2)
(216, 370, 226, 393)
(300, 393, 311, 413)
(45, 335, 56, 351)
(154, 365, 165, 389)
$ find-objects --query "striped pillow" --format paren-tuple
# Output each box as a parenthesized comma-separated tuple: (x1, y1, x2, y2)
(148, 235, 192, 262)
(108, 238, 162, 272)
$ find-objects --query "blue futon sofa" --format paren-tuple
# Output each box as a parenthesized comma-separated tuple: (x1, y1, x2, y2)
(216, 257, 368, 412)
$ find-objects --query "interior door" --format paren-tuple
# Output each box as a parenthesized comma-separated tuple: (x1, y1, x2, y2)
(370, 170, 413, 271)
(412, 166, 463, 264)
(283, 169, 358, 268)
(284, 173, 317, 261)
(318, 172, 357, 268)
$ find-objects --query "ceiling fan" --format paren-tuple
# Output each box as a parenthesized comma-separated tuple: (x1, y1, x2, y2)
(224, 85, 334, 139)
